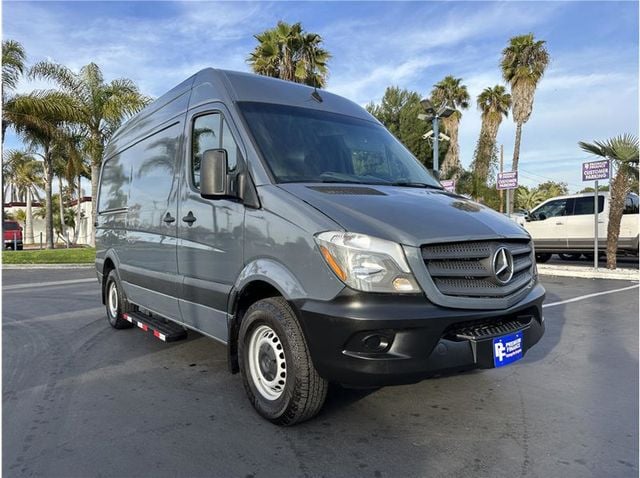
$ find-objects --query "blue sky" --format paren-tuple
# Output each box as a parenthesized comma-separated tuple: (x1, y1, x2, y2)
(4, 1, 639, 192)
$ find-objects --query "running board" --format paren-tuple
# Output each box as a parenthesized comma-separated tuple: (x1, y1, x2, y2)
(122, 311, 187, 342)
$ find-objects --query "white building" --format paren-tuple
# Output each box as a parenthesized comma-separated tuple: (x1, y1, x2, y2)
(4, 197, 94, 246)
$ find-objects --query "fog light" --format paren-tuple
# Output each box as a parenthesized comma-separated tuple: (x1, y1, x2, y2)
(393, 277, 414, 292)
(344, 330, 395, 356)
(363, 334, 389, 351)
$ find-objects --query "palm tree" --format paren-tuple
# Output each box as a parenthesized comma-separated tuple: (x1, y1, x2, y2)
(516, 187, 545, 211)
(2, 150, 43, 244)
(30, 61, 151, 244)
(501, 34, 550, 209)
(248, 21, 331, 88)
(473, 85, 511, 184)
(52, 135, 85, 246)
(579, 134, 639, 269)
(430, 76, 470, 177)
(2, 39, 26, 139)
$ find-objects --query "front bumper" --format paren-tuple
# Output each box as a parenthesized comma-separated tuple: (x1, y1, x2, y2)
(293, 284, 545, 387)
(4, 239, 23, 249)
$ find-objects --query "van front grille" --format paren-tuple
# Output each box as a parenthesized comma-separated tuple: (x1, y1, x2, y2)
(421, 240, 534, 300)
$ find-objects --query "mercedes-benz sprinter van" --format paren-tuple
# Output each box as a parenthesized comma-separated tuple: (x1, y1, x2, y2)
(96, 69, 545, 425)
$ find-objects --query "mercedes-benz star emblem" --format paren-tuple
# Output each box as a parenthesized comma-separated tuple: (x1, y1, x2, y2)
(492, 247, 514, 285)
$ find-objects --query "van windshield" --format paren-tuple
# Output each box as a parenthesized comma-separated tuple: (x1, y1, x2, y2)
(239, 102, 441, 187)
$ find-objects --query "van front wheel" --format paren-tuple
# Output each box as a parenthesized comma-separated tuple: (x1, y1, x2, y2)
(105, 270, 134, 329)
(238, 297, 328, 425)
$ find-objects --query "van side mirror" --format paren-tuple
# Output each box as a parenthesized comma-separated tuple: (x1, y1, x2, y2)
(201, 149, 228, 198)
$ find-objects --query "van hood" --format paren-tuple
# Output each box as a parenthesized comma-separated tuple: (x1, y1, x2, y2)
(278, 183, 529, 247)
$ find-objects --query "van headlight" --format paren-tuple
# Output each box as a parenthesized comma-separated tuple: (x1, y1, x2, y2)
(314, 231, 421, 293)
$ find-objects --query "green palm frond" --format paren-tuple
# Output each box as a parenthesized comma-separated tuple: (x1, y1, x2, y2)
(501, 33, 550, 86)
(2, 40, 27, 92)
(248, 21, 331, 87)
(430, 76, 470, 113)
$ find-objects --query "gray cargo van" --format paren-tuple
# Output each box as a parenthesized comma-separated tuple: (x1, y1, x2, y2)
(96, 69, 545, 425)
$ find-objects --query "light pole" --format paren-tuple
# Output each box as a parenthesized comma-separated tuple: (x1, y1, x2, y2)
(418, 98, 455, 179)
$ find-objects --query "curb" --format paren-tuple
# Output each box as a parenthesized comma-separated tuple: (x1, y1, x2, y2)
(538, 264, 639, 281)
(2, 263, 94, 270)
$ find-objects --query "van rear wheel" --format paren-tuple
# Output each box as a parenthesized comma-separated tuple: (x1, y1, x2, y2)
(238, 297, 328, 426)
(105, 270, 134, 329)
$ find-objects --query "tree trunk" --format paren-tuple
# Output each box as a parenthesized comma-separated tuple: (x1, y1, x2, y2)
(74, 175, 82, 245)
(90, 162, 100, 247)
(441, 116, 460, 178)
(509, 122, 524, 212)
(605, 169, 630, 269)
(58, 176, 68, 246)
(44, 148, 55, 249)
(25, 188, 34, 244)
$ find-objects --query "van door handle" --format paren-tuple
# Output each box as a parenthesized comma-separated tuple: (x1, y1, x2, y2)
(555, 221, 564, 225)
(182, 211, 197, 225)
(163, 213, 175, 223)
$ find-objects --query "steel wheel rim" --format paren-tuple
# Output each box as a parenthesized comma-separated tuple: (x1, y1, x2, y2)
(108, 282, 119, 318)
(248, 324, 287, 400)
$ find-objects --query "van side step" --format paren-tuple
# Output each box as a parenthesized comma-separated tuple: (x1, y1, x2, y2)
(122, 312, 187, 342)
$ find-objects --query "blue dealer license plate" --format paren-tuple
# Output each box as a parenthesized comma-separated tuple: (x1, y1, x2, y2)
(493, 331, 523, 368)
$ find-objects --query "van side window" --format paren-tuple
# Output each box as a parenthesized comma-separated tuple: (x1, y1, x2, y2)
(192, 113, 239, 189)
(570, 196, 604, 215)
(623, 194, 639, 214)
(532, 199, 568, 220)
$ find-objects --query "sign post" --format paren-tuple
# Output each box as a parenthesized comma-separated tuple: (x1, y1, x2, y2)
(497, 171, 518, 218)
(582, 159, 610, 270)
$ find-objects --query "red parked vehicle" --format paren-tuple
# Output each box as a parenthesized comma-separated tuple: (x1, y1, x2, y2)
(3, 220, 23, 250)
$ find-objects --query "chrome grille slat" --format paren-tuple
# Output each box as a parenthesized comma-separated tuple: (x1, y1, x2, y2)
(434, 271, 530, 297)
(422, 239, 534, 300)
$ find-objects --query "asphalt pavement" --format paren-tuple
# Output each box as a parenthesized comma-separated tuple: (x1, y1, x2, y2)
(3, 268, 638, 478)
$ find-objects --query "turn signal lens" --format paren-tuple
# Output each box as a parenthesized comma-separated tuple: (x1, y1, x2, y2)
(320, 245, 347, 281)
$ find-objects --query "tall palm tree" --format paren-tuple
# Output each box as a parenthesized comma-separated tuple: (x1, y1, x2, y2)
(473, 85, 512, 184)
(52, 135, 85, 246)
(248, 21, 331, 88)
(579, 134, 639, 269)
(2, 150, 43, 244)
(501, 34, 550, 209)
(430, 76, 470, 177)
(30, 61, 151, 244)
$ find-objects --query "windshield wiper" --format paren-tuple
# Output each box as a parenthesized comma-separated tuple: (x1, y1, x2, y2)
(389, 181, 443, 189)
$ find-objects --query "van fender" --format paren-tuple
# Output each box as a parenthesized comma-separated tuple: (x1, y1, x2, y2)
(226, 258, 307, 374)
(99, 249, 123, 304)
(228, 258, 307, 316)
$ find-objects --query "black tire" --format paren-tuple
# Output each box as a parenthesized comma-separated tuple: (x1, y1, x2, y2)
(558, 253, 581, 261)
(238, 297, 328, 426)
(535, 253, 552, 263)
(104, 270, 134, 329)
(16, 245, 23, 251)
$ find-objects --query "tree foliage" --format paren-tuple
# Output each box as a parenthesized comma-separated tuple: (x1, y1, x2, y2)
(366, 86, 445, 169)
(248, 21, 331, 88)
(429, 76, 470, 177)
(472, 85, 511, 184)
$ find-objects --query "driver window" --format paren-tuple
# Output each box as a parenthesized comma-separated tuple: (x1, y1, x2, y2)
(192, 113, 239, 189)
(533, 199, 568, 220)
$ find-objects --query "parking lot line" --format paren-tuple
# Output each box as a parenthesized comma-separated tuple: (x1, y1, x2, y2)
(3, 278, 96, 291)
(543, 283, 639, 308)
